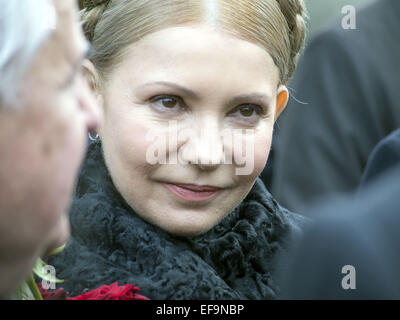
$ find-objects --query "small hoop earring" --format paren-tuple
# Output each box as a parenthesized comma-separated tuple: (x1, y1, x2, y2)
(88, 132, 99, 142)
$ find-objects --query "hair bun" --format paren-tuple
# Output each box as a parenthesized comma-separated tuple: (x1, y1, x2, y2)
(79, 0, 110, 11)
(80, 0, 111, 42)
(275, 0, 307, 81)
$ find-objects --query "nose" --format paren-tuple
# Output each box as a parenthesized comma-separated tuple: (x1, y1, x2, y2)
(180, 118, 225, 170)
(76, 73, 103, 132)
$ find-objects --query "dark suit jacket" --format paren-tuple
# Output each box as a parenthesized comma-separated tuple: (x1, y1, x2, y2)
(267, 0, 400, 214)
(278, 165, 400, 299)
(359, 128, 400, 188)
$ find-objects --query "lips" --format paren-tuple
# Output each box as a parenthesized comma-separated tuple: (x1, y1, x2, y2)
(161, 182, 222, 202)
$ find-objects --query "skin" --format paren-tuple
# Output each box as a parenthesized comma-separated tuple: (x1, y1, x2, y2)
(92, 25, 288, 237)
(0, 0, 102, 297)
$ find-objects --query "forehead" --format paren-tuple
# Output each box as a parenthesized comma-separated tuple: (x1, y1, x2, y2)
(53, 0, 78, 15)
(50, 0, 86, 58)
(116, 25, 280, 92)
(50, 0, 87, 70)
(21, 0, 87, 90)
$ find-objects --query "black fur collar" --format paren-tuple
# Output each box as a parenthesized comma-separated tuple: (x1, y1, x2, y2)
(49, 142, 306, 299)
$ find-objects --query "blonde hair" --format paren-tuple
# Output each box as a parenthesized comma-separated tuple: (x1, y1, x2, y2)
(79, 0, 307, 85)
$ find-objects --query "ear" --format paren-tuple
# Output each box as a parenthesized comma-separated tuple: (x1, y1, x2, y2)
(82, 59, 103, 103)
(82, 59, 105, 137)
(274, 85, 289, 121)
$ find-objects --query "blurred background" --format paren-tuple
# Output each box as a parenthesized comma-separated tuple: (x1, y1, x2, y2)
(262, 0, 400, 216)
(305, 0, 375, 40)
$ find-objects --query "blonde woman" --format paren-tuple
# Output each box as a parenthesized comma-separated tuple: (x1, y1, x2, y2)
(50, 0, 307, 299)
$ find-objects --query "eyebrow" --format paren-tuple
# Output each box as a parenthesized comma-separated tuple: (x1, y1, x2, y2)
(73, 44, 91, 75)
(227, 93, 272, 108)
(62, 45, 91, 89)
(139, 81, 272, 107)
(138, 81, 200, 99)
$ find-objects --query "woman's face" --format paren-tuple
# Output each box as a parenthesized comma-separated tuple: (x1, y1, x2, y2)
(99, 25, 287, 236)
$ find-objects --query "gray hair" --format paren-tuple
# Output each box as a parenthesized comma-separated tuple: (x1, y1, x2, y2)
(0, 0, 55, 108)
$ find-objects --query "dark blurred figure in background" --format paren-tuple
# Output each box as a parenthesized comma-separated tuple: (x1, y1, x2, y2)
(263, 0, 400, 215)
(0, 0, 101, 298)
(359, 128, 400, 189)
(278, 132, 400, 299)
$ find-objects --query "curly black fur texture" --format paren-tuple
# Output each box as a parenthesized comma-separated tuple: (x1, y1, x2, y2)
(48, 142, 306, 299)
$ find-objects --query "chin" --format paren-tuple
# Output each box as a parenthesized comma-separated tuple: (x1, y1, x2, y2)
(44, 216, 70, 256)
(167, 228, 206, 238)
(157, 218, 216, 238)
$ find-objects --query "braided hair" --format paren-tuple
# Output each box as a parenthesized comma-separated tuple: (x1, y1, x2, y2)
(79, 0, 307, 84)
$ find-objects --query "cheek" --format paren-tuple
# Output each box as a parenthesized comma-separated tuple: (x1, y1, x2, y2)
(0, 98, 87, 250)
(233, 125, 273, 178)
(102, 108, 156, 179)
(40, 106, 88, 215)
(254, 136, 272, 173)
(51, 95, 88, 172)
(245, 126, 273, 180)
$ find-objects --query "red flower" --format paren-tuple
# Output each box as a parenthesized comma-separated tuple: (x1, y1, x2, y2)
(68, 282, 149, 300)
(38, 282, 149, 300)
(37, 283, 68, 300)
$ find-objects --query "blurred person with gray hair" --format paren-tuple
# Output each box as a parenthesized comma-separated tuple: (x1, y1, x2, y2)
(0, 0, 101, 298)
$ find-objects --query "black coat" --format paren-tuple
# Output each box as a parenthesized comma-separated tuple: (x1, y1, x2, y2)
(268, 0, 400, 214)
(48, 142, 307, 299)
(359, 128, 400, 189)
(279, 165, 400, 299)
